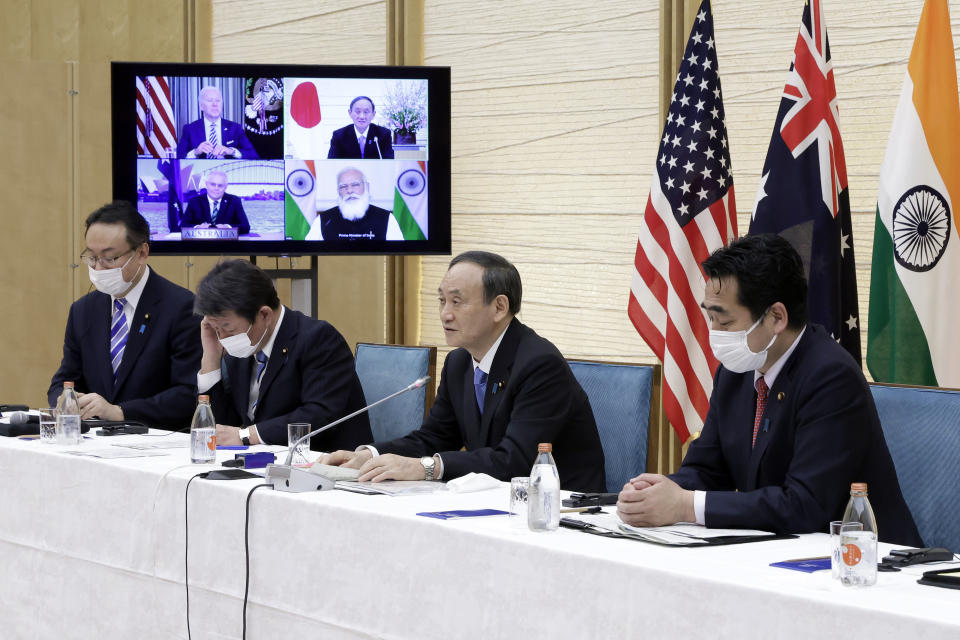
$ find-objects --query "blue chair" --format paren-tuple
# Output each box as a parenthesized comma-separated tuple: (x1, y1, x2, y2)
(355, 343, 437, 443)
(567, 360, 658, 492)
(870, 383, 960, 551)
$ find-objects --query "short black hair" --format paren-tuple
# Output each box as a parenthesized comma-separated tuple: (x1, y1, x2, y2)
(701, 233, 807, 329)
(84, 201, 150, 248)
(194, 260, 281, 323)
(349, 96, 375, 111)
(448, 251, 522, 315)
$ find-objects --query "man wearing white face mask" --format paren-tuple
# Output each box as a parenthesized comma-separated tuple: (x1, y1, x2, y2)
(193, 260, 372, 450)
(48, 201, 201, 428)
(617, 234, 921, 546)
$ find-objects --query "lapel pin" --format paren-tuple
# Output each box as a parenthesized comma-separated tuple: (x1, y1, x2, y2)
(763, 418, 771, 433)
(777, 392, 785, 401)
(139, 324, 146, 334)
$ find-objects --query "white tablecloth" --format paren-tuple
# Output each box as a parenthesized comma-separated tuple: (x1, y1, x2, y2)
(0, 432, 958, 640)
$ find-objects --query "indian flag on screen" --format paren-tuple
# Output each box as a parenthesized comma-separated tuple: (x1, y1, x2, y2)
(284, 160, 317, 240)
(866, 0, 960, 387)
(393, 161, 427, 240)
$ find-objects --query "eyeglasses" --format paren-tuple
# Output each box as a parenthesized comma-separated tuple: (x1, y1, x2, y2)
(79, 247, 137, 268)
(337, 181, 364, 192)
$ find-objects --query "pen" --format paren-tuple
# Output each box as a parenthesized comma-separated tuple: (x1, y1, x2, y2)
(217, 445, 249, 450)
(784, 555, 830, 562)
(560, 506, 602, 514)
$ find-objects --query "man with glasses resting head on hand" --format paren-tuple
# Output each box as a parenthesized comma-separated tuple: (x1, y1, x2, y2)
(48, 201, 201, 430)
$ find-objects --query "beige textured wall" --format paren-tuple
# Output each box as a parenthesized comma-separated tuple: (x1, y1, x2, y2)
(421, 0, 960, 382)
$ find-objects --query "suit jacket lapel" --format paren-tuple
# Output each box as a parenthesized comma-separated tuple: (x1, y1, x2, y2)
(93, 294, 115, 396)
(478, 319, 521, 445)
(253, 308, 295, 420)
(462, 362, 481, 447)
(112, 274, 160, 394)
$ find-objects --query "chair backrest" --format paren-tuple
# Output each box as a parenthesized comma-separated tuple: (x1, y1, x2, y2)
(870, 382, 960, 551)
(355, 343, 437, 443)
(567, 360, 657, 493)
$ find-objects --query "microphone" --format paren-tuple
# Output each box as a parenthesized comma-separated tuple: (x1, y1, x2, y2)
(265, 376, 431, 492)
(374, 135, 382, 159)
(8, 411, 38, 425)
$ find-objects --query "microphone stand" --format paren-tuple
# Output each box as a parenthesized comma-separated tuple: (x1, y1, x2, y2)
(265, 376, 431, 492)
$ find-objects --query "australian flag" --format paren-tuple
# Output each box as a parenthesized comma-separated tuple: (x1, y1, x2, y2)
(157, 157, 183, 233)
(749, 0, 860, 364)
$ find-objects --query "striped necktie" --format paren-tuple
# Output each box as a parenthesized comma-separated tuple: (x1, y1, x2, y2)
(250, 351, 268, 417)
(359, 134, 366, 158)
(208, 121, 218, 148)
(474, 367, 488, 413)
(110, 298, 129, 382)
(211, 200, 219, 224)
(752, 377, 769, 448)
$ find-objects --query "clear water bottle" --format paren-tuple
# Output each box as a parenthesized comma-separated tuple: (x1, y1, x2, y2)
(190, 395, 216, 464)
(840, 482, 878, 586)
(55, 381, 82, 446)
(527, 443, 561, 532)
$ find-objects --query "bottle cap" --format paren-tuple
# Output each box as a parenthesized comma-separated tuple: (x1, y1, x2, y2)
(198, 394, 210, 403)
(850, 482, 868, 493)
(537, 443, 552, 453)
(63, 381, 75, 388)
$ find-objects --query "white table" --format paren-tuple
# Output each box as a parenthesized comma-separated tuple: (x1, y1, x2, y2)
(0, 431, 957, 640)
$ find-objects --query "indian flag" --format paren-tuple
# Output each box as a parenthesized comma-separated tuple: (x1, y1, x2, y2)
(393, 161, 428, 240)
(284, 160, 317, 240)
(867, 0, 960, 387)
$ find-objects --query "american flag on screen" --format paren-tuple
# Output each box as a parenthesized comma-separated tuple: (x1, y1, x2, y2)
(749, 0, 860, 364)
(628, 0, 738, 442)
(136, 76, 175, 158)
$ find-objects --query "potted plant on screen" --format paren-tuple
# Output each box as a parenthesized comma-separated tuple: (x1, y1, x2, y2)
(382, 80, 427, 145)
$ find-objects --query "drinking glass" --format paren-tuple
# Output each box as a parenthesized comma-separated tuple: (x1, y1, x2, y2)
(509, 477, 529, 530)
(38, 408, 57, 444)
(288, 423, 311, 465)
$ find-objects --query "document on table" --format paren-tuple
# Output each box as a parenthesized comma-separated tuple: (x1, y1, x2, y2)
(336, 480, 449, 496)
(113, 441, 190, 450)
(566, 512, 774, 545)
(64, 448, 170, 459)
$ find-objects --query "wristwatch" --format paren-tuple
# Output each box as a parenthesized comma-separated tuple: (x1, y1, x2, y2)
(238, 427, 251, 446)
(420, 455, 436, 481)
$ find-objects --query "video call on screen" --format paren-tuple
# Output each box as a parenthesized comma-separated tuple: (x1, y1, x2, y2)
(135, 75, 431, 243)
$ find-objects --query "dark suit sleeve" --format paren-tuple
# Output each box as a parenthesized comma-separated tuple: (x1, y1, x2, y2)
(670, 373, 737, 491)
(48, 301, 87, 406)
(327, 128, 343, 159)
(254, 321, 366, 447)
(373, 356, 471, 456)
(231, 197, 250, 235)
(230, 123, 258, 159)
(176, 123, 195, 159)
(377, 351, 577, 482)
(693, 363, 876, 534)
(180, 198, 203, 228)
(115, 292, 201, 426)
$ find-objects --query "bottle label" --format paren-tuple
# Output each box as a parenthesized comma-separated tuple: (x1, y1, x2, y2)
(842, 542, 862, 566)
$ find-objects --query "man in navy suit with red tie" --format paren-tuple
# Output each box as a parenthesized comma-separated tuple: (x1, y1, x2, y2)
(326, 96, 394, 160)
(180, 170, 251, 235)
(48, 201, 201, 429)
(617, 234, 922, 546)
(176, 86, 258, 159)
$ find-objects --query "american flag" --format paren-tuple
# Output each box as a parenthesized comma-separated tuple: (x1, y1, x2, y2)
(629, 0, 738, 442)
(749, 0, 860, 364)
(136, 76, 175, 158)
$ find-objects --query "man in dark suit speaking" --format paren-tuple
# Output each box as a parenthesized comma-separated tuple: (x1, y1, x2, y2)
(180, 170, 251, 235)
(176, 86, 258, 159)
(326, 96, 394, 160)
(304, 167, 401, 241)
(617, 234, 921, 546)
(321, 251, 606, 492)
(48, 201, 201, 429)
(194, 260, 372, 452)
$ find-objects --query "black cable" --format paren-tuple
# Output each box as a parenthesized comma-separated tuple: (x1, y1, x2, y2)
(184, 472, 208, 640)
(243, 483, 272, 640)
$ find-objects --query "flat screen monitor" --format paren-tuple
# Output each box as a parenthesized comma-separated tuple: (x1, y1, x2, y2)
(111, 62, 450, 255)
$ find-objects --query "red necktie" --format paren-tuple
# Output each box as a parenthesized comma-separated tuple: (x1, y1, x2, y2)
(752, 377, 768, 448)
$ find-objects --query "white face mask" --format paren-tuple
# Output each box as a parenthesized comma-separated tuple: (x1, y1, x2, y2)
(88, 253, 140, 297)
(218, 320, 267, 359)
(709, 313, 777, 373)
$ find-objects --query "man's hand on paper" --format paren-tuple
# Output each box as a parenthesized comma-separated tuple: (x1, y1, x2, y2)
(616, 473, 695, 527)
